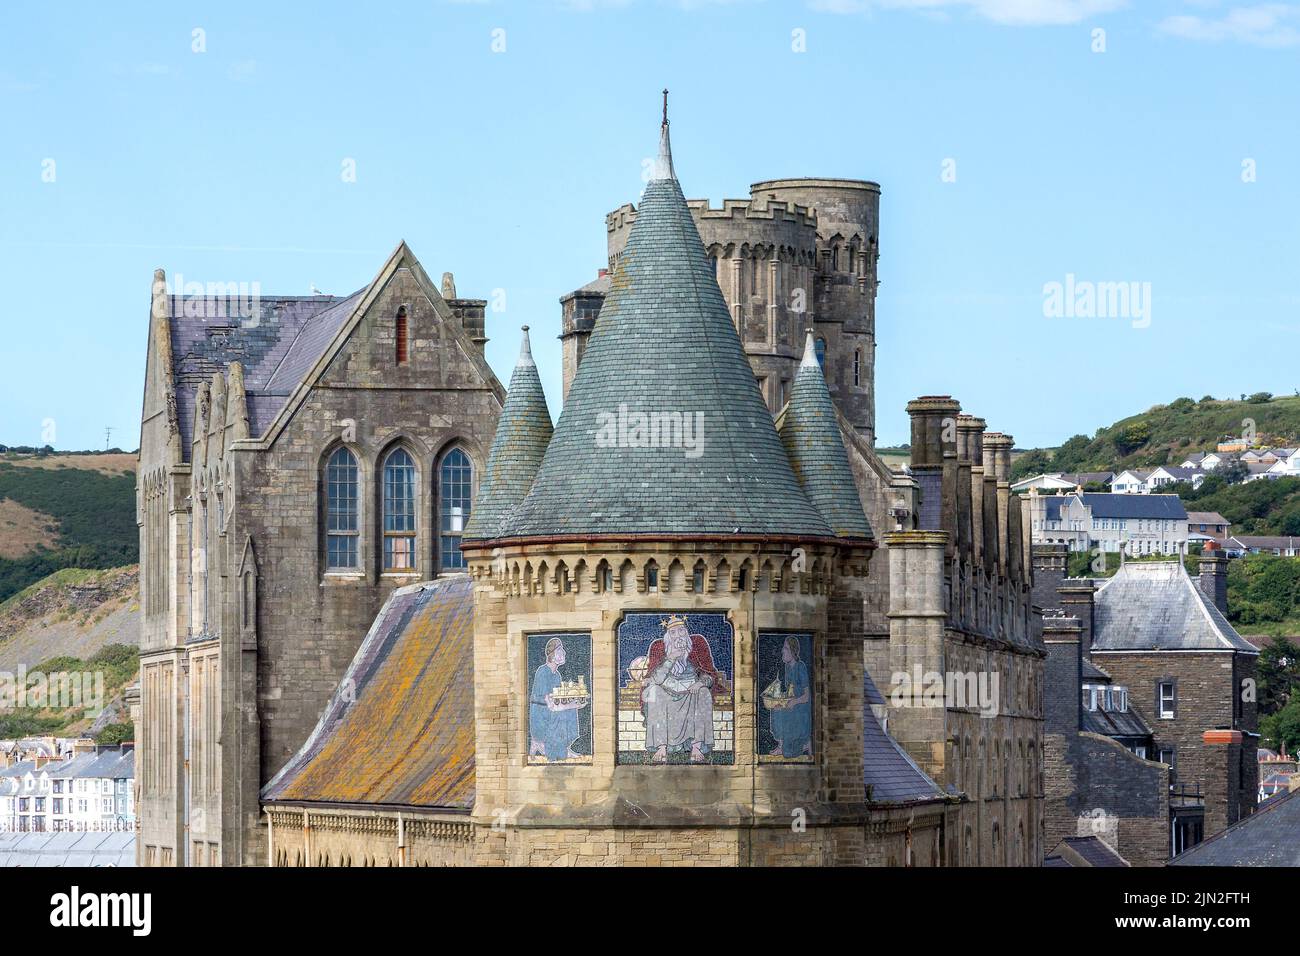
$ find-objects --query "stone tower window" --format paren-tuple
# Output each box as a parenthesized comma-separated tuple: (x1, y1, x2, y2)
(382, 448, 418, 572)
(814, 337, 826, 370)
(438, 447, 472, 571)
(853, 349, 862, 387)
(325, 447, 360, 570)
(395, 306, 409, 365)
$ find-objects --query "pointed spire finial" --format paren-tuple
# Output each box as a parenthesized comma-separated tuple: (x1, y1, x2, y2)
(518, 325, 534, 367)
(800, 328, 819, 370)
(652, 89, 676, 182)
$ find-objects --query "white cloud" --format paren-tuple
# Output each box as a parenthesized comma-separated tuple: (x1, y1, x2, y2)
(809, 0, 1126, 26)
(1157, 3, 1300, 47)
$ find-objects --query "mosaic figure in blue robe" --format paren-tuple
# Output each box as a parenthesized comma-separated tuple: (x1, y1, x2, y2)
(765, 636, 811, 757)
(529, 637, 586, 761)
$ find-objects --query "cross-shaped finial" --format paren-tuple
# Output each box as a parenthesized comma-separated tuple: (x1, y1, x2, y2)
(662, 88, 669, 127)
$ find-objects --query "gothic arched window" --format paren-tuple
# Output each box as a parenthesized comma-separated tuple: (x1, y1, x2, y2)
(382, 448, 417, 572)
(325, 447, 359, 570)
(853, 348, 862, 386)
(439, 447, 472, 571)
(814, 337, 826, 370)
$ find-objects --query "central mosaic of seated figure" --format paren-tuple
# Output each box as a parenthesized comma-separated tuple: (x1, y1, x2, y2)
(641, 617, 719, 763)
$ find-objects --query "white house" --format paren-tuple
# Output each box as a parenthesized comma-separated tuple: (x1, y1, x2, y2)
(1027, 492, 1189, 555)
(1148, 466, 1205, 491)
(0, 746, 134, 833)
(1181, 452, 1227, 471)
(1110, 469, 1152, 494)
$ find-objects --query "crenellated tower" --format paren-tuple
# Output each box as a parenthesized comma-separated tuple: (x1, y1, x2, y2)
(564, 176, 879, 443)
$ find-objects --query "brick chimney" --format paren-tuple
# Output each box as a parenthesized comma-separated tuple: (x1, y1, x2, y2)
(1202, 729, 1245, 834)
(1198, 542, 1228, 614)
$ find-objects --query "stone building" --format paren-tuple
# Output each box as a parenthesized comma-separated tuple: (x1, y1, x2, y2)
(135, 244, 504, 865)
(259, 106, 1043, 867)
(563, 176, 878, 441)
(1036, 544, 1259, 864)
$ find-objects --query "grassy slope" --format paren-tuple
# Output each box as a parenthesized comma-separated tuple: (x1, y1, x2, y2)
(0, 454, 138, 603)
(1013, 394, 1300, 479)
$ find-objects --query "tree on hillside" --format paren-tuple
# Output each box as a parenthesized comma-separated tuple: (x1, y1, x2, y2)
(1262, 694, 1300, 755)
(1258, 636, 1300, 718)
(1218, 458, 1250, 485)
(1010, 448, 1053, 482)
(1115, 421, 1151, 454)
(1169, 397, 1195, 412)
(1248, 392, 1274, 404)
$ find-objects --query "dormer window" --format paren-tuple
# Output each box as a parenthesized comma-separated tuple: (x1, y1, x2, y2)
(395, 306, 409, 365)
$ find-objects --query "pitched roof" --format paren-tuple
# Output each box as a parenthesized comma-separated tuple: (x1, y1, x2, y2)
(1091, 561, 1258, 653)
(169, 293, 357, 454)
(462, 327, 554, 540)
(1046, 835, 1129, 867)
(777, 332, 872, 539)
(862, 672, 947, 804)
(1082, 704, 1153, 739)
(262, 575, 475, 810)
(1081, 493, 1187, 520)
(1187, 511, 1228, 525)
(498, 118, 831, 540)
(1235, 535, 1300, 551)
(1170, 786, 1300, 865)
(1061, 471, 1114, 485)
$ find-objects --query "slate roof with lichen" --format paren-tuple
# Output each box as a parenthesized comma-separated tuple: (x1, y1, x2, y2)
(498, 122, 832, 541)
(262, 575, 475, 810)
(168, 292, 359, 455)
(778, 332, 872, 539)
(1091, 561, 1258, 653)
(462, 327, 554, 540)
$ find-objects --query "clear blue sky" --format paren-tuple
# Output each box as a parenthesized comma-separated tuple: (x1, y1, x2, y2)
(2, 0, 1297, 451)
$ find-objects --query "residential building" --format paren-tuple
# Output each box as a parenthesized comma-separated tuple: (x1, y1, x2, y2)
(1027, 491, 1188, 555)
(1187, 511, 1230, 545)
(1110, 469, 1151, 494)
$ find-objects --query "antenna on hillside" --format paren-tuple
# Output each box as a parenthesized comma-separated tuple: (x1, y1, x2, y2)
(104, 426, 113, 450)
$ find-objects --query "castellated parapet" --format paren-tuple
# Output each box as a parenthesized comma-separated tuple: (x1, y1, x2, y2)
(566, 178, 880, 441)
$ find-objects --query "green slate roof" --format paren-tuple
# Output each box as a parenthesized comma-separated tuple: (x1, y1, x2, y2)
(779, 333, 873, 538)
(462, 327, 554, 540)
(499, 120, 831, 540)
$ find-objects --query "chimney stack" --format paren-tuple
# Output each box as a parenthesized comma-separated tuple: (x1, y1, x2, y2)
(1199, 543, 1229, 614)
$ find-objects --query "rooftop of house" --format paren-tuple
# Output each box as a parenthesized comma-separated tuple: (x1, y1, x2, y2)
(1233, 535, 1299, 550)
(1170, 786, 1300, 866)
(1187, 511, 1229, 525)
(1092, 561, 1257, 654)
(1043, 835, 1129, 867)
(1081, 493, 1188, 521)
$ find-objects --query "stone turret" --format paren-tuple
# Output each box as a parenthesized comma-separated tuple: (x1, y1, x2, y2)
(462, 326, 553, 541)
(461, 101, 879, 866)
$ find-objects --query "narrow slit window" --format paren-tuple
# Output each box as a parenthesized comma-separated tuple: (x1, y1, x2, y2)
(395, 307, 409, 365)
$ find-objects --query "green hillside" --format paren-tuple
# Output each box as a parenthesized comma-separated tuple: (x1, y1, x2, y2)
(1011, 393, 1300, 481)
(0, 457, 137, 603)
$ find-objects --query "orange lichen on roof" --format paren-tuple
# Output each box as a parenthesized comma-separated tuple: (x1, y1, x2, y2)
(263, 575, 475, 809)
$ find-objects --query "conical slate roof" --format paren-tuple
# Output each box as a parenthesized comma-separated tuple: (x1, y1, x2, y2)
(462, 327, 554, 540)
(499, 115, 831, 540)
(779, 333, 873, 538)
